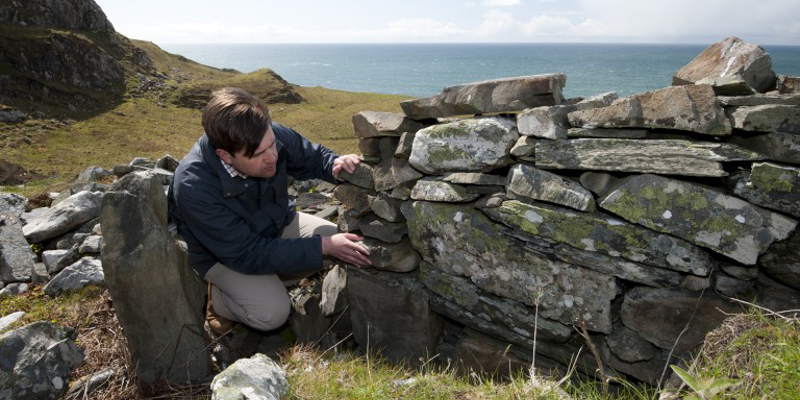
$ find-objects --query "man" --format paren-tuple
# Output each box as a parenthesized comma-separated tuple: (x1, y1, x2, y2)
(169, 87, 371, 335)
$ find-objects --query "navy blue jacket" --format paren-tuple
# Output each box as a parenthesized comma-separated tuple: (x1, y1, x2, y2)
(169, 123, 339, 277)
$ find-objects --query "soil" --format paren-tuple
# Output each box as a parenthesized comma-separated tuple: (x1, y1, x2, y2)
(0, 158, 41, 185)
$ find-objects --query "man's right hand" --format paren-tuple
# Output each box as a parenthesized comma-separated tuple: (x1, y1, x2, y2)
(321, 233, 372, 268)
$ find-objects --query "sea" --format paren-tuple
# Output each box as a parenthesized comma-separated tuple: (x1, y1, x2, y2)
(161, 43, 800, 99)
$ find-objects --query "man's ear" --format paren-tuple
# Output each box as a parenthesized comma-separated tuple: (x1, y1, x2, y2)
(216, 149, 233, 164)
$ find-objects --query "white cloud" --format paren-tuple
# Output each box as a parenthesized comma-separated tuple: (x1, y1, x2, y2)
(479, 11, 519, 33)
(483, 0, 521, 6)
(521, 15, 579, 36)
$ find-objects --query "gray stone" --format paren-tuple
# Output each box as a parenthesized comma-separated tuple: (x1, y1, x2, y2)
(372, 158, 423, 191)
(535, 139, 763, 177)
(339, 163, 375, 190)
(0, 282, 28, 300)
(320, 265, 347, 317)
(401, 74, 566, 119)
(567, 128, 648, 139)
(22, 190, 103, 243)
(507, 164, 596, 212)
(100, 171, 210, 384)
(681, 275, 712, 292)
(621, 287, 740, 351)
(112, 165, 134, 178)
(0, 311, 25, 332)
(370, 193, 405, 222)
(358, 136, 400, 160)
(394, 131, 416, 159)
(0, 214, 35, 283)
(408, 201, 619, 333)
(755, 273, 800, 312)
(720, 265, 760, 281)
(485, 200, 715, 276)
(474, 192, 507, 209)
(48, 245, 81, 275)
(465, 185, 504, 195)
(778, 75, 800, 94)
(129, 157, 155, 168)
(0, 322, 83, 400)
(0, 193, 27, 217)
(295, 192, 331, 211)
(155, 155, 180, 172)
(70, 181, 108, 195)
(362, 238, 420, 273)
(347, 268, 443, 364)
(696, 75, 756, 96)
(759, 229, 800, 290)
(714, 274, 756, 297)
(291, 283, 350, 349)
(510, 136, 538, 157)
(352, 111, 424, 138)
(717, 93, 800, 107)
(43, 257, 104, 296)
(600, 342, 671, 386)
(441, 172, 506, 186)
(732, 162, 800, 218)
(605, 325, 656, 363)
(337, 208, 363, 232)
(20, 207, 49, 225)
(673, 37, 777, 94)
(409, 117, 519, 174)
(579, 172, 619, 197)
(65, 368, 113, 400)
(0, 108, 26, 122)
(313, 205, 338, 221)
(567, 85, 732, 136)
(75, 166, 112, 183)
(359, 215, 407, 243)
(517, 105, 575, 139)
(729, 105, 800, 134)
(388, 181, 415, 200)
(210, 353, 289, 400)
(410, 178, 480, 203)
(575, 91, 618, 110)
(600, 174, 798, 265)
(332, 184, 377, 214)
(730, 132, 800, 166)
(451, 331, 535, 379)
(78, 235, 103, 254)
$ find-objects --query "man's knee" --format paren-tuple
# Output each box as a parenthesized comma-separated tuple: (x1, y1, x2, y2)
(244, 294, 292, 332)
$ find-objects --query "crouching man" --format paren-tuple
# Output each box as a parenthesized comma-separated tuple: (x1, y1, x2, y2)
(169, 87, 371, 335)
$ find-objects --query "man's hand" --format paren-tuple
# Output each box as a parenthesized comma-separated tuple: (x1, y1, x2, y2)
(321, 233, 372, 268)
(332, 154, 361, 180)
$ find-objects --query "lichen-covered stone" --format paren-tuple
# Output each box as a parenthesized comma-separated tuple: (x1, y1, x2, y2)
(352, 111, 423, 138)
(407, 201, 619, 333)
(535, 139, 763, 177)
(730, 131, 800, 166)
(517, 105, 575, 139)
(339, 162, 375, 190)
(733, 162, 800, 218)
(729, 104, 800, 134)
(441, 172, 507, 186)
(372, 158, 423, 191)
(485, 200, 715, 276)
(409, 117, 519, 174)
(566, 128, 648, 139)
(410, 178, 480, 203)
(673, 37, 776, 93)
(567, 85, 732, 136)
(400, 74, 566, 119)
(506, 164, 596, 212)
(599, 174, 798, 265)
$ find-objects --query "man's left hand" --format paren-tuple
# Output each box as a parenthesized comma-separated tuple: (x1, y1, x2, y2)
(332, 154, 361, 180)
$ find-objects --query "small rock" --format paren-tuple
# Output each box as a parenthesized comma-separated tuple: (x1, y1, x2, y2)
(43, 257, 104, 296)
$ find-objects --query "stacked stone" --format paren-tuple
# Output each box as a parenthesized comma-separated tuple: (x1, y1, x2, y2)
(335, 37, 800, 384)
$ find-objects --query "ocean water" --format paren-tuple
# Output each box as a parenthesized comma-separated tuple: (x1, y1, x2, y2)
(161, 43, 800, 99)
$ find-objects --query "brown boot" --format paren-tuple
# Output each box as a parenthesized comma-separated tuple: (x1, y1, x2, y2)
(206, 283, 236, 336)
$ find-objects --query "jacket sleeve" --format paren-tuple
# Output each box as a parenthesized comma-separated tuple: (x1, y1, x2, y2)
(274, 124, 339, 183)
(176, 182, 323, 275)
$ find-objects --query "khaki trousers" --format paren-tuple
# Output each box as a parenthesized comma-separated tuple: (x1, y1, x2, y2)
(204, 212, 337, 332)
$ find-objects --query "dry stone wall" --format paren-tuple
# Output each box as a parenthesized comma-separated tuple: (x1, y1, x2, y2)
(336, 37, 800, 385)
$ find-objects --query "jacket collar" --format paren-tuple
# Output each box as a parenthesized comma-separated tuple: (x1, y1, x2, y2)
(198, 134, 256, 199)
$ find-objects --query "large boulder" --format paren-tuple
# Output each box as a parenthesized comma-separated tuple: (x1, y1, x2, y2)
(409, 117, 519, 174)
(673, 37, 777, 94)
(567, 85, 732, 136)
(100, 171, 210, 385)
(22, 191, 103, 244)
(210, 353, 289, 400)
(0, 322, 84, 400)
(599, 174, 798, 265)
(401, 74, 566, 119)
(0, 213, 35, 283)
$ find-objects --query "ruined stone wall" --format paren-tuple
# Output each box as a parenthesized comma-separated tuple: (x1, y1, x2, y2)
(334, 37, 800, 384)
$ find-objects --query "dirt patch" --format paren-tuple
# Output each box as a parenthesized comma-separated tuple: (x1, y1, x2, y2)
(0, 159, 41, 185)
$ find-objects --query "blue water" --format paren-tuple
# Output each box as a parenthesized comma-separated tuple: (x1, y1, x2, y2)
(161, 43, 800, 99)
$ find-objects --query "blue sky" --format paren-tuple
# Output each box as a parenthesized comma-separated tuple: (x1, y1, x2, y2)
(94, 0, 800, 45)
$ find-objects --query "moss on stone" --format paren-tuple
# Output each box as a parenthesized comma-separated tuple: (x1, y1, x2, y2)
(751, 163, 796, 193)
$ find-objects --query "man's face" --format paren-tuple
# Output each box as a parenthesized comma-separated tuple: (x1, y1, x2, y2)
(217, 126, 279, 178)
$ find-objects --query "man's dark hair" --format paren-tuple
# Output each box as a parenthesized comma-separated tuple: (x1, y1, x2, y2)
(202, 87, 272, 158)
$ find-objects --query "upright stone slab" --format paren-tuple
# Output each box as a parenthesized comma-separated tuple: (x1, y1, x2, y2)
(401, 74, 566, 119)
(567, 85, 732, 136)
(506, 164, 596, 212)
(729, 105, 800, 134)
(407, 201, 619, 333)
(100, 171, 210, 385)
(673, 37, 777, 94)
(733, 162, 800, 218)
(599, 174, 798, 265)
(352, 111, 424, 138)
(22, 190, 103, 243)
(0, 214, 35, 283)
(535, 139, 764, 177)
(409, 117, 519, 174)
(347, 268, 443, 364)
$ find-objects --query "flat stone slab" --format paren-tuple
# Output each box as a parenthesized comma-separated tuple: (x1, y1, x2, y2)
(673, 37, 776, 94)
(441, 172, 507, 186)
(407, 201, 619, 333)
(567, 85, 732, 136)
(359, 214, 407, 243)
(717, 93, 800, 107)
(535, 139, 764, 177)
(339, 162, 375, 190)
(599, 174, 798, 265)
(729, 104, 800, 134)
(352, 111, 423, 138)
(507, 164, 596, 212)
(400, 74, 566, 119)
(22, 190, 103, 243)
(410, 178, 480, 203)
(733, 162, 800, 218)
(730, 131, 800, 166)
(567, 128, 648, 139)
(485, 200, 715, 276)
(409, 117, 519, 174)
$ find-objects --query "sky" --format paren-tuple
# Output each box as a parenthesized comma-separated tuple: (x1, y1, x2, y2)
(93, 0, 800, 45)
